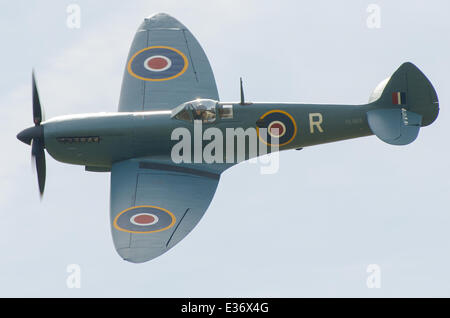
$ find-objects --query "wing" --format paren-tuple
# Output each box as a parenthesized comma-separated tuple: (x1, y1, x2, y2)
(118, 13, 219, 112)
(110, 159, 220, 263)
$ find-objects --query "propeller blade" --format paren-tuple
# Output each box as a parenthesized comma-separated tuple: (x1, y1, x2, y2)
(19, 71, 47, 197)
(32, 71, 42, 126)
(31, 138, 46, 196)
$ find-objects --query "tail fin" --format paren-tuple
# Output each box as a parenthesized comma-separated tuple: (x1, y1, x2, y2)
(367, 62, 439, 145)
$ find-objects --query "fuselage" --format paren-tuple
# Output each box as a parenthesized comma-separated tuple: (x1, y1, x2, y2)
(43, 101, 375, 170)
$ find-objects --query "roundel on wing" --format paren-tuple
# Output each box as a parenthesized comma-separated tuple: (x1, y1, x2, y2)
(127, 46, 188, 81)
(257, 110, 297, 146)
(113, 205, 176, 234)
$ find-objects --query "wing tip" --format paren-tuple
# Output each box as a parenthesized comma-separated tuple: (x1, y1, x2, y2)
(122, 257, 149, 264)
(117, 247, 165, 264)
(141, 12, 185, 30)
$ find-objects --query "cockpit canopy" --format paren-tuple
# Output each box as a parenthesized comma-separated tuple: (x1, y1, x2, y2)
(171, 99, 233, 123)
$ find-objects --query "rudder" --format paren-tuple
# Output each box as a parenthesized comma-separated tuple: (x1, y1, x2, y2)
(369, 62, 439, 126)
(367, 62, 439, 145)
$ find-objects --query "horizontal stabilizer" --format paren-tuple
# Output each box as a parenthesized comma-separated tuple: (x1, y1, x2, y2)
(367, 109, 422, 145)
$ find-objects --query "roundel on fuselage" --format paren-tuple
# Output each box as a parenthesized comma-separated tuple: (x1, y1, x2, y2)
(257, 110, 297, 147)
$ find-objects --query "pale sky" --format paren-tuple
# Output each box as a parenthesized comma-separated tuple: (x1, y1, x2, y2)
(1, 0, 449, 297)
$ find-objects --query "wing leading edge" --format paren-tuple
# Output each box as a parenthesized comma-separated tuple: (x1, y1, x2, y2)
(110, 159, 220, 263)
(118, 13, 219, 112)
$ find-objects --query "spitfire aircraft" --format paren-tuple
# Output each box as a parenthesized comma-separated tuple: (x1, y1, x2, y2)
(17, 13, 439, 263)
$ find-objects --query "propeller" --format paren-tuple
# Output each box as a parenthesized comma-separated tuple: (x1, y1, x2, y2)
(17, 71, 46, 197)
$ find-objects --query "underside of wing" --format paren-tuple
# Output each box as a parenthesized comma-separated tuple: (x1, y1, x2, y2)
(118, 13, 219, 112)
(110, 159, 220, 263)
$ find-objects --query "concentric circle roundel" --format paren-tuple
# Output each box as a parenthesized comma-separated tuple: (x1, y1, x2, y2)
(127, 46, 188, 81)
(144, 55, 172, 72)
(257, 110, 297, 146)
(113, 205, 176, 234)
(268, 121, 286, 138)
(130, 213, 159, 226)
